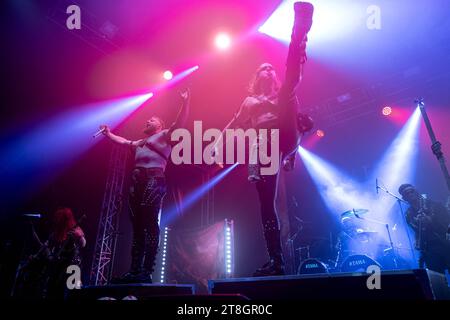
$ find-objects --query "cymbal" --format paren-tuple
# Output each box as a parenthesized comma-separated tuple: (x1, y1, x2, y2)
(341, 209, 369, 218)
(354, 229, 378, 242)
(355, 229, 378, 236)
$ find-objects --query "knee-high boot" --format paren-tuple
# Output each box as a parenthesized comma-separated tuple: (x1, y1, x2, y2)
(254, 220, 285, 277)
(140, 231, 160, 283)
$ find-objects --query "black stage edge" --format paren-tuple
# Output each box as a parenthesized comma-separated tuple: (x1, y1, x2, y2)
(209, 269, 450, 300)
(68, 283, 195, 300)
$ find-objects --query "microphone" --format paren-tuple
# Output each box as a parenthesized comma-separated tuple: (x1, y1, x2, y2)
(23, 213, 41, 219)
(376, 179, 379, 194)
(93, 128, 106, 138)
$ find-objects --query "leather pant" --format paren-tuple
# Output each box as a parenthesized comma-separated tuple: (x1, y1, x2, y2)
(128, 167, 167, 274)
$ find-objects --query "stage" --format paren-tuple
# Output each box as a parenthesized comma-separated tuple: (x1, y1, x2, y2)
(67, 269, 450, 301)
(2, 0, 450, 304)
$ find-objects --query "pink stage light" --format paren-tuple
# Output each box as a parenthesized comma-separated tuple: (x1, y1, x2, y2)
(215, 32, 231, 50)
(316, 129, 325, 138)
(152, 65, 199, 92)
(382, 106, 392, 116)
(163, 70, 173, 80)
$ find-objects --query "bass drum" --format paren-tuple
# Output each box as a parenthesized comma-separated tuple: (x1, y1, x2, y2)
(298, 258, 329, 275)
(340, 254, 381, 273)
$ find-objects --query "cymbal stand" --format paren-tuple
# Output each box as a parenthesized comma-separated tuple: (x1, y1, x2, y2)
(354, 213, 398, 268)
(377, 183, 417, 267)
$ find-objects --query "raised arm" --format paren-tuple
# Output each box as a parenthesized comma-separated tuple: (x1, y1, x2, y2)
(223, 97, 252, 132)
(72, 227, 87, 248)
(167, 88, 190, 135)
(99, 125, 144, 147)
(211, 98, 251, 159)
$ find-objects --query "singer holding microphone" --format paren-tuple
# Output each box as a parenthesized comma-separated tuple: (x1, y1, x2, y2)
(99, 89, 190, 284)
(398, 184, 450, 273)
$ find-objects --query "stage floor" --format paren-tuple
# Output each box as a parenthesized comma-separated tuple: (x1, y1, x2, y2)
(68, 269, 450, 300)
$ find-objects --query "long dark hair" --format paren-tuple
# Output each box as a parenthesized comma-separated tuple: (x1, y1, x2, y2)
(248, 63, 281, 96)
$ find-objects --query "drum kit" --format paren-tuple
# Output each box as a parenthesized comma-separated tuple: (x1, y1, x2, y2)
(296, 208, 402, 275)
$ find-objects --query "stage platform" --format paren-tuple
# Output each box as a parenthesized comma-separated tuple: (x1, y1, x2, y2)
(209, 269, 450, 300)
(68, 283, 196, 300)
(68, 269, 450, 300)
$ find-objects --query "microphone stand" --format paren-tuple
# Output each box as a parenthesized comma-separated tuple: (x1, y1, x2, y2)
(416, 98, 450, 194)
(354, 209, 398, 269)
(377, 184, 417, 268)
(286, 200, 303, 275)
(417, 99, 450, 263)
(384, 223, 398, 269)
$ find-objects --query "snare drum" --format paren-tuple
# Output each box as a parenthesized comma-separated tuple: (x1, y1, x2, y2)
(298, 258, 329, 275)
(340, 254, 381, 273)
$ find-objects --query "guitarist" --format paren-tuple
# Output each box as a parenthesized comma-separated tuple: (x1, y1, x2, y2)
(399, 184, 450, 273)
(16, 207, 86, 299)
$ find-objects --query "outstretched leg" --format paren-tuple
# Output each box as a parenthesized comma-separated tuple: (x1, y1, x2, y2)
(279, 2, 313, 156)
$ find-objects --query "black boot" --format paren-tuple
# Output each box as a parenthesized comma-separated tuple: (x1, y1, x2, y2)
(292, 2, 314, 42)
(254, 222, 285, 277)
(253, 255, 285, 277)
(110, 239, 144, 284)
(136, 231, 159, 284)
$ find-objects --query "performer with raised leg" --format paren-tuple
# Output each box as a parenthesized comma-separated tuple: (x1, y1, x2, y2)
(219, 2, 314, 276)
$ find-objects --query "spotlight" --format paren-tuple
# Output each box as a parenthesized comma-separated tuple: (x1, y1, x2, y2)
(215, 32, 231, 50)
(373, 107, 421, 195)
(382, 106, 392, 116)
(162, 163, 238, 227)
(298, 108, 421, 268)
(163, 70, 173, 80)
(316, 129, 325, 138)
(259, 0, 360, 45)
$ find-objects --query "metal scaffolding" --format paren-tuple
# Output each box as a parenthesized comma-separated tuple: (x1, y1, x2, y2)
(90, 144, 128, 286)
(47, 0, 125, 55)
(303, 56, 450, 131)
